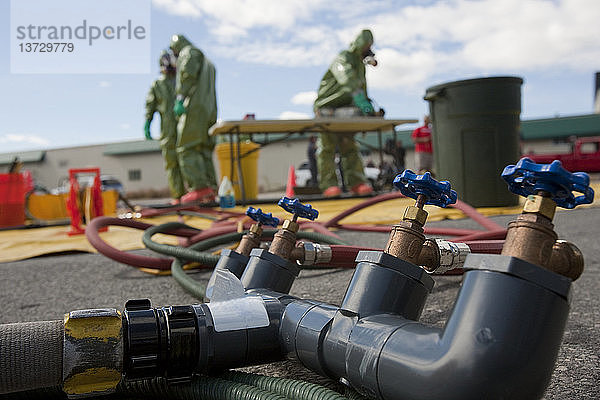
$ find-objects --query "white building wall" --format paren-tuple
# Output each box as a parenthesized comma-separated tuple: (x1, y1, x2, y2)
(24, 144, 169, 193)
(13, 137, 546, 195)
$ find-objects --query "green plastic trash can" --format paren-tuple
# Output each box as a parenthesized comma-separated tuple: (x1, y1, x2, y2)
(424, 76, 523, 207)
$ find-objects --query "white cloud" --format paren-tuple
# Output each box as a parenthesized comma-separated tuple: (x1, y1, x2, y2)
(99, 81, 111, 88)
(291, 91, 317, 105)
(278, 111, 312, 119)
(153, 0, 330, 40)
(153, 0, 202, 17)
(367, 48, 439, 90)
(120, 123, 131, 130)
(154, 0, 600, 89)
(0, 134, 49, 146)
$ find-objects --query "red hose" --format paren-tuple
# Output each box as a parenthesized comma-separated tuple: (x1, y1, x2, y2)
(86, 217, 200, 270)
(88, 193, 510, 273)
(333, 224, 482, 237)
(450, 200, 505, 231)
(299, 221, 343, 239)
(323, 192, 506, 238)
(141, 205, 245, 219)
(323, 245, 379, 267)
(451, 229, 507, 242)
(323, 192, 403, 228)
(319, 240, 504, 269)
(464, 240, 504, 254)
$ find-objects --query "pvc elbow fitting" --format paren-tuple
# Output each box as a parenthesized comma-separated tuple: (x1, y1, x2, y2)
(280, 253, 572, 400)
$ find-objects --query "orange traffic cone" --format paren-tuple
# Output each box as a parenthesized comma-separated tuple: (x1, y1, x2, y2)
(285, 165, 296, 198)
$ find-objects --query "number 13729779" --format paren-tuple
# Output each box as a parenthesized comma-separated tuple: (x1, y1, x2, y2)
(18, 42, 74, 52)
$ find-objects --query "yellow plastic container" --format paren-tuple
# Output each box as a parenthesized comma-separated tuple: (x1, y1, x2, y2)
(215, 141, 260, 200)
(27, 190, 118, 221)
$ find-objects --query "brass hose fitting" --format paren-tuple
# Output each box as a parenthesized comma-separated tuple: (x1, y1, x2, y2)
(419, 239, 471, 274)
(291, 242, 332, 265)
(548, 240, 584, 281)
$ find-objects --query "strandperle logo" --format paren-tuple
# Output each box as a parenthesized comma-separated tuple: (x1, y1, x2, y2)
(15, 20, 147, 46)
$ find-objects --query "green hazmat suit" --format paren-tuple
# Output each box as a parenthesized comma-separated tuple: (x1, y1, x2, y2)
(170, 35, 218, 191)
(313, 29, 374, 191)
(145, 58, 185, 198)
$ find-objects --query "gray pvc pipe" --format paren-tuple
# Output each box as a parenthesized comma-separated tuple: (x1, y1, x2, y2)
(0, 320, 63, 394)
(0, 253, 572, 400)
(373, 269, 568, 400)
(282, 254, 571, 400)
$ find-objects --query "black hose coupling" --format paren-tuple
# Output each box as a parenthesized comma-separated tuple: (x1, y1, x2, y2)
(122, 299, 198, 383)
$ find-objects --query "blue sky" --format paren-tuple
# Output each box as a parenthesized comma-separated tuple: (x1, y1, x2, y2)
(1, 0, 599, 153)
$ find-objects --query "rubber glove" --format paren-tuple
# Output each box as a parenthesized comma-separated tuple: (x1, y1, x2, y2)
(174, 99, 186, 116)
(352, 92, 375, 116)
(144, 120, 152, 140)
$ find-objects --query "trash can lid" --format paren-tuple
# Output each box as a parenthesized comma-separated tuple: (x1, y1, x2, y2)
(425, 76, 523, 95)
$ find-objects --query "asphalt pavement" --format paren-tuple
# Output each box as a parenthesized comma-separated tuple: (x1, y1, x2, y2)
(0, 207, 598, 399)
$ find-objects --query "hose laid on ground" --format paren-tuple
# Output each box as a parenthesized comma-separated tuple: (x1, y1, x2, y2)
(141, 222, 349, 299)
(86, 217, 203, 270)
(171, 258, 206, 299)
(0, 327, 347, 400)
(140, 205, 246, 219)
(449, 229, 507, 242)
(325, 245, 378, 267)
(125, 375, 288, 400)
(123, 371, 347, 400)
(87, 216, 345, 272)
(88, 192, 506, 275)
(0, 321, 63, 394)
(332, 224, 483, 237)
(142, 222, 348, 265)
(322, 191, 507, 241)
(183, 219, 343, 247)
(221, 371, 346, 400)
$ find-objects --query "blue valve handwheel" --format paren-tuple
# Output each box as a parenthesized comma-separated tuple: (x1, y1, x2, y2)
(393, 170, 457, 208)
(501, 158, 594, 209)
(277, 197, 319, 220)
(246, 207, 280, 227)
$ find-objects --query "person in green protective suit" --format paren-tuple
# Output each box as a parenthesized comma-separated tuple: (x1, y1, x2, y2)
(145, 50, 185, 203)
(313, 29, 382, 197)
(170, 34, 218, 203)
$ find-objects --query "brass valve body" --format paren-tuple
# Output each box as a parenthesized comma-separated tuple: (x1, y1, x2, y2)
(384, 205, 428, 265)
(269, 220, 299, 260)
(501, 213, 557, 270)
(384, 221, 426, 265)
(236, 224, 262, 256)
(502, 192, 584, 280)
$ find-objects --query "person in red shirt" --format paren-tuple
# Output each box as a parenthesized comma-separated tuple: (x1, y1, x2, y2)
(411, 115, 433, 173)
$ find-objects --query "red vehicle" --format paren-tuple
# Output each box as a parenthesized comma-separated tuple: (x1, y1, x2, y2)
(524, 136, 600, 172)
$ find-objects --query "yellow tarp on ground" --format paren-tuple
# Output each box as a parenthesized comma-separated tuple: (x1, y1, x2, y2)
(1, 182, 598, 264)
(0, 214, 213, 263)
